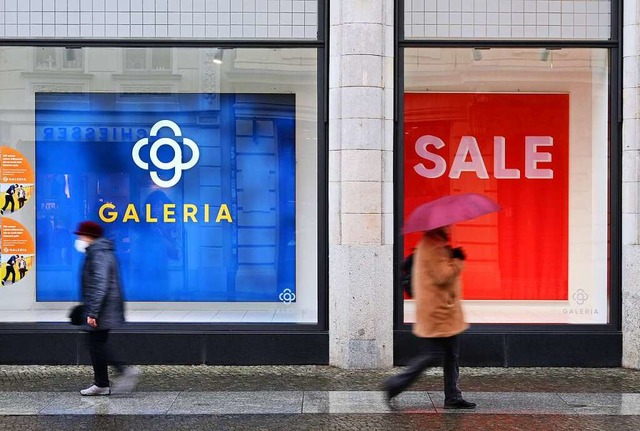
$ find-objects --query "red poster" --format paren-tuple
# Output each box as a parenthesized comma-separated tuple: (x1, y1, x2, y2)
(404, 93, 569, 300)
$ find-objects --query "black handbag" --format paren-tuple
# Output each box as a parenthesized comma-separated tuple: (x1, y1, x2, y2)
(68, 304, 84, 326)
(401, 252, 414, 298)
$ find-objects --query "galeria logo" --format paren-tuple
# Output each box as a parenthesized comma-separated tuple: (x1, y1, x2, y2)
(132, 120, 200, 188)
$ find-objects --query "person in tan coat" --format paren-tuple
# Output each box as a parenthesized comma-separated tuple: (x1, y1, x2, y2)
(384, 226, 476, 409)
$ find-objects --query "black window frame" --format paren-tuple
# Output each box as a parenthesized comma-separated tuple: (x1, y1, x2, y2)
(393, 0, 623, 336)
(0, 0, 330, 336)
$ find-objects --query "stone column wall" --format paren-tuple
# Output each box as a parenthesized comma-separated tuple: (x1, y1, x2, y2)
(622, 0, 640, 369)
(328, 0, 395, 368)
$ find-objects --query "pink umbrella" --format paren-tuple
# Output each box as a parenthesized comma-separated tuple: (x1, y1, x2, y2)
(403, 193, 500, 234)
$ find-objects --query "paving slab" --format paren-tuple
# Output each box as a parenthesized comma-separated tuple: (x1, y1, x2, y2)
(39, 392, 179, 415)
(0, 392, 55, 415)
(302, 390, 435, 414)
(429, 391, 576, 414)
(167, 391, 303, 415)
(559, 393, 640, 415)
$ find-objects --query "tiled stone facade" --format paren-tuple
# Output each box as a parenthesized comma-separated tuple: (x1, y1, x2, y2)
(623, 0, 640, 370)
(328, 0, 394, 368)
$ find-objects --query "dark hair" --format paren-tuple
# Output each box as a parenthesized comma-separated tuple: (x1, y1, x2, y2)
(426, 227, 449, 242)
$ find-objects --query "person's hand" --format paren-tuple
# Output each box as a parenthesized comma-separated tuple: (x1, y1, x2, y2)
(451, 247, 466, 260)
(87, 316, 97, 328)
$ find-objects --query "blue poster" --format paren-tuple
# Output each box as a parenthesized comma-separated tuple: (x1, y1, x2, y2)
(35, 93, 296, 302)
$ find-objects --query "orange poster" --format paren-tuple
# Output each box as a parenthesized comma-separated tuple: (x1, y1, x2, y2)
(0, 146, 35, 184)
(1, 218, 35, 287)
(0, 147, 35, 215)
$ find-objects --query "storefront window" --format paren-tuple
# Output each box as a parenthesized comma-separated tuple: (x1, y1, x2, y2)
(403, 47, 609, 324)
(34, 47, 84, 71)
(0, 46, 318, 324)
(124, 48, 172, 72)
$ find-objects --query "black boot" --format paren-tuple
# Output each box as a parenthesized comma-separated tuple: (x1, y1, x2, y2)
(444, 399, 476, 409)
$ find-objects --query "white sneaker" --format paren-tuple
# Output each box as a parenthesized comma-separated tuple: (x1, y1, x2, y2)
(112, 366, 141, 394)
(80, 384, 110, 396)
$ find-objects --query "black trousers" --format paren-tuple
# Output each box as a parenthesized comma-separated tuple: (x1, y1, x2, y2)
(87, 330, 125, 387)
(2, 196, 14, 212)
(385, 335, 462, 403)
(3, 266, 15, 283)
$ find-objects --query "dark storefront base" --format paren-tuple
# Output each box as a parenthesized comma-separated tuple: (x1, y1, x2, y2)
(0, 331, 329, 365)
(0, 330, 622, 366)
(395, 331, 623, 367)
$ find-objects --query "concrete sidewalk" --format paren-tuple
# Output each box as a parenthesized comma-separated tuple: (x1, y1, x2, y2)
(0, 390, 639, 415)
(0, 366, 637, 430)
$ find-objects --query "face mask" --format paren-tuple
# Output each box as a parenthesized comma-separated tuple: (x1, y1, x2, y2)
(74, 239, 90, 253)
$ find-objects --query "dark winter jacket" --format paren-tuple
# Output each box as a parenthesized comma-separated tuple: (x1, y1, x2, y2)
(81, 237, 125, 330)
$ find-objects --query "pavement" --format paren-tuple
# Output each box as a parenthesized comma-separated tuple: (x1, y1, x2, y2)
(0, 365, 638, 430)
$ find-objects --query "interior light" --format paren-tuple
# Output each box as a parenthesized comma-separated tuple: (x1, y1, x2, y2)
(213, 49, 223, 64)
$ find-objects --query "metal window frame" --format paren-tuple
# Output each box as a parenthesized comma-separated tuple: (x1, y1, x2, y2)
(394, 0, 623, 335)
(0, 0, 330, 335)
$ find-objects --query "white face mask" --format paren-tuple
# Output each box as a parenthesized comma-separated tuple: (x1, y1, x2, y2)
(74, 239, 90, 253)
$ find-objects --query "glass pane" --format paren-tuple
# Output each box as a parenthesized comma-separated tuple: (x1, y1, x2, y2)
(0, 1, 319, 41)
(151, 48, 171, 71)
(34, 47, 57, 69)
(404, 0, 612, 40)
(124, 48, 147, 70)
(0, 46, 318, 325)
(403, 48, 609, 324)
(62, 48, 83, 69)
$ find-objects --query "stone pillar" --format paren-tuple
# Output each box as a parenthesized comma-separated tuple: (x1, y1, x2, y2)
(328, 0, 395, 368)
(623, 0, 640, 370)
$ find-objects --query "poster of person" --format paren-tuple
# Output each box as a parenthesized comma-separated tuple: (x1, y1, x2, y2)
(1, 254, 34, 286)
(0, 146, 35, 215)
(0, 218, 35, 287)
(0, 184, 34, 215)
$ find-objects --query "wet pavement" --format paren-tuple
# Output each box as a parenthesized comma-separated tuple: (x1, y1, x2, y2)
(0, 366, 637, 430)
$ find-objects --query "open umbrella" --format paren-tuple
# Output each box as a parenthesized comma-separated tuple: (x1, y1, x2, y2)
(403, 193, 500, 234)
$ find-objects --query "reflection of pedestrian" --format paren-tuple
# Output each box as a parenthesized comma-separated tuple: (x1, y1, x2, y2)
(2, 254, 18, 285)
(18, 256, 27, 279)
(74, 221, 140, 396)
(1, 184, 17, 214)
(134, 190, 179, 299)
(17, 185, 26, 209)
(384, 227, 476, 410)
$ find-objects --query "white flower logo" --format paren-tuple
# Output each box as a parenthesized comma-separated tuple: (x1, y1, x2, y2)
(279, 288, 296, 304)
(132, 120, 200, 188)
(572, 289, 589, 305)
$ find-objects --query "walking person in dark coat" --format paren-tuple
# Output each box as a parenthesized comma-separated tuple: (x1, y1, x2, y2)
(74, 221, 140, 396)
(384, 227, 476, 409)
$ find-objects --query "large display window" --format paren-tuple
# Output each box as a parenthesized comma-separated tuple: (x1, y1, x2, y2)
(402, 48, 609, 325)
(0, 46, 319, 324)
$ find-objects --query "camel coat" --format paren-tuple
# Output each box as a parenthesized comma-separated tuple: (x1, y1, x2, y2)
(412, 235, 469, 338)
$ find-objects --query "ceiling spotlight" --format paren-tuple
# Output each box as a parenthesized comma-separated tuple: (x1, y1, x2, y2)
(540, 48, 561, 61)
(472, 48, 490, 61)
(212, 49, 223, 64)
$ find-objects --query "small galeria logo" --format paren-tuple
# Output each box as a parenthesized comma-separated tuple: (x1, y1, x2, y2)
(132, 120, 200, 188)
